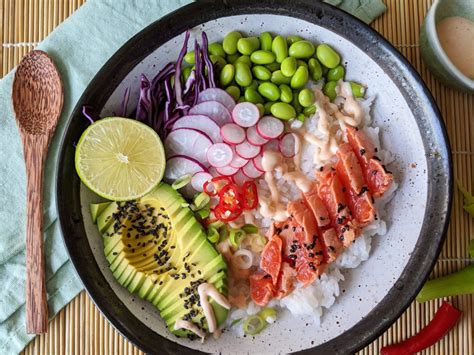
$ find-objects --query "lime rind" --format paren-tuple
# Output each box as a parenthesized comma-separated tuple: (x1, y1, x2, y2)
(75, 117, 166, 201)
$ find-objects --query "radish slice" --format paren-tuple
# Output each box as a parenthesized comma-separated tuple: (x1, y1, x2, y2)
(189, 101, 232, 126)
(256, 116, 284, 139)
(206, 143, 234, 168)
(198, 88, 236, 112)
(235, 140, 262, 159)
(232, 169, 251, 185)
(165, 128, 213, 164)
(253, 154, 264, 172)
(191, 171, 213, 192)
(279, 133, 299, 158)
(247, 125, 269, 146)
(232, 102, 261, 127)
(230, 152, 249, 168)
(164, 155, 207, 183)
(242, 161, 264, 179)
(216, 165, 239, 176)
(264, 139, 280, 152)
(172, 115, 222, 143)
(221, 123, 246, 145)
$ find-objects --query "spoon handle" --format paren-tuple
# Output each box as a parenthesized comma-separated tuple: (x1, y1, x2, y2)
(23, 134, 49, 334)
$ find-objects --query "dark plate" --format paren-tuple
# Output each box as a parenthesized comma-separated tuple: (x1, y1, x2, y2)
(56, 0, 452, 354)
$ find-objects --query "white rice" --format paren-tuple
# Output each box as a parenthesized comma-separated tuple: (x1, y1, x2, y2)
(226, 93, 397, 332)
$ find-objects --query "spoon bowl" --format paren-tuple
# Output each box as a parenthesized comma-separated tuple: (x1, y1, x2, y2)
(12, 50, 63, 334)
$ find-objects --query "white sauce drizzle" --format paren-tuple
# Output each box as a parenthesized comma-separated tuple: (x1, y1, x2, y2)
(197, 283, 231, 333)
(337, 80, 364, 126)
(174, 319, 206, 342)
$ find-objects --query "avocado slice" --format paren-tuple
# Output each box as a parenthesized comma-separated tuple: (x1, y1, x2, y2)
(94, 183, 229, 339)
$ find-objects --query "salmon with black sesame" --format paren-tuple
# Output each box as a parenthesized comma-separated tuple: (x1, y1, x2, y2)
(345, 126, 393, 197)
(249, 273, 275, 306)
(288, 198, 320, 245)
(336, 143, 366, 195)
(320, 228, 343, 263)
(275, 262, 296, 299)
(303, 182, 331, 228)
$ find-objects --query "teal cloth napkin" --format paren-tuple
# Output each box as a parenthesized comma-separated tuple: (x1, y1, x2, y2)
(325, 0, 387, 24)
(0, 0, 385, 354)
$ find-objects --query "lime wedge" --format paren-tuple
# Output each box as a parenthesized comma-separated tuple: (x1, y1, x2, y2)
(75, 117, 165, 201)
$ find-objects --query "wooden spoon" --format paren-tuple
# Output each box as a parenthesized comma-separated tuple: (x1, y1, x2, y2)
(12, 50, 63, 334)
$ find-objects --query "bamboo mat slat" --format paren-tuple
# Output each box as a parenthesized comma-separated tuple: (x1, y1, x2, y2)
(0, 0, 471, 354)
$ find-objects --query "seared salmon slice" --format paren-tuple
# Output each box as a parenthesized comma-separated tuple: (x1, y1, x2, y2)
(288, 199, 320, 245)
(336, 148, 375, 227)
(303, 182, 331, 228)
(336, 143, 366, 194)
(275, 262, 296, 299)
(250, 273, 274, 306)
(320, 228, 343, 263)
(345, 126, 393, 197)
(260, 235, 283, 285)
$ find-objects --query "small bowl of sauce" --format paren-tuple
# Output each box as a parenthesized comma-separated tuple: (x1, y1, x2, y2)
(420, 0, 474, 92)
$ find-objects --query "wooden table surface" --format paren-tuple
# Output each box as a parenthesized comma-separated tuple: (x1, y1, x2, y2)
(1, 0, 472, 354)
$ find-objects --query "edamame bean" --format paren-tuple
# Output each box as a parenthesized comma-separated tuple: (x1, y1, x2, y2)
(290, 66, 309, 89)
(287, 35, 303, 45)
(208, 43, 226, 57)
(289, 40, 315, 59)
(252, 65, 271, 80)
(238, 96, 246, 103)
(256, 103, 265, 117)
(258, 82, 281, 101)
(223, 31, 243, 55)
(279, 84, 293, 103)
(308, 58, 323, 81)
(244, 88, 264, 104)
(210, 55, 227, 70)
(259, 32, 273, 51)
(350, 81, 365, 98)
(298, 88, 315, 107)
(264, 101, 275, 114)
(265, 62, 280, 72)
(182, 66, 192, 82)
(235, 55, 252, 66)
(237, 37, 260, 55)
(184, 51, 195, 64)
(235, 62, 253, 87)
(296, 60, 308, 69)
(281, 57, 297, 77)
(272, 35, 288, 63)
(292, 93, 303, 113)
(250, 50, 276, 65)
(227, 54, 240, 64)
(245, 80, 259, 91)
(303, 104, 317, 116)
(220, 64, 235, 87)
(323, 80, 338, 100)
(316, 44, 340, 69)
(271, 102, 296, 120)
(225, 85, 241, 101)
(327, 65, 345, 81)
(296, 113, 306, 122)
(271, 70, 292, 85)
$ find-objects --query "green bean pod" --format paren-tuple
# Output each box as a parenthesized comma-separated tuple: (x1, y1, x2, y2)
(272, 35, 288, 63)
(223, 31, 243, 55)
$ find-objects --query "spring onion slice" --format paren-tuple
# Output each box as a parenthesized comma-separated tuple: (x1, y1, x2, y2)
(207, 226, 220, 243)
(241, 224, 258, 234)
(229, 228, 246, 248)
(218, 225, 229, 243)
(193, 192, 210, 210)
(208, 220, 225, 229)
(258, 308, 277, 324)
(172, 174, 192, 190)
(243, 315, 267, 336)
(195, 206, 210, 219)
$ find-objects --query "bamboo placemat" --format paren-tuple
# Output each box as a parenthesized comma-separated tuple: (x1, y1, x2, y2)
(1, 0, 472, 354)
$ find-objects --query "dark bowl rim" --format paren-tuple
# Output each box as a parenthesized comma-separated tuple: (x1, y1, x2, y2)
(56, 1, 452, 354)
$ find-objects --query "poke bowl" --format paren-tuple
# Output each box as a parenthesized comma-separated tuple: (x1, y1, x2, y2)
(56, 0, 452, 354)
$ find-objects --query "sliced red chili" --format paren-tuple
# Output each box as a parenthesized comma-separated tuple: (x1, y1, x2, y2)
(218, 183, 242, 211)
(241, 181, 258, 210)
(213, 204, 242, 222)
(203, 176, 232, 196)
(381, 301, 462, 355)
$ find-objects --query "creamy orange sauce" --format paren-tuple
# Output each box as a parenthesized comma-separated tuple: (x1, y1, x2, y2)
(197, 283, 231, 334)
(174, 319, 206, 341)
(437, 16, 474, 79)
(337, 81, 364, 126)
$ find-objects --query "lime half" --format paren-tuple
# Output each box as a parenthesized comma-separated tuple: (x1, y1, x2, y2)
(75, 117, 166, 201)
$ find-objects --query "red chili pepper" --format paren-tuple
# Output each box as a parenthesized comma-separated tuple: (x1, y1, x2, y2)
(203, 176, 232, 196)
(218, 183, 242, 212)
(380, 302, 462, 355)
(241, 181, 258, 210)
(213, 204, 241, 222)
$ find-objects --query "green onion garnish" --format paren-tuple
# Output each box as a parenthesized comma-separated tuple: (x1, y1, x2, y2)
(229, 228, 246, 248)
(241, 224, 259, 234)
(243, 315, 267, 336)
(207, 226, 220, 243)
(195, 206, 210, 219)
(171, 174, 192, 190)
(193, 192, 210, 210)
